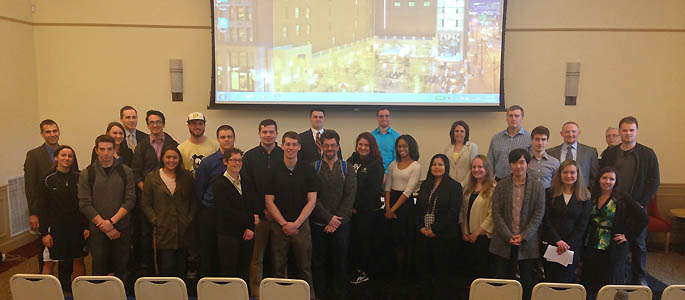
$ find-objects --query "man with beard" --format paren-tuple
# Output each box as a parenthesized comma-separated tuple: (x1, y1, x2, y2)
(178, 112, 218, 175)
(310, 130, 356, 300)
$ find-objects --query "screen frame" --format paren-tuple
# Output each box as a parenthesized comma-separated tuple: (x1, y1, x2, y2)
(208, 0, 508, 112)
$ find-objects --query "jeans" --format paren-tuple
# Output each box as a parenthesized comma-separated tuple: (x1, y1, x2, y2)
(157, 248, 187, 278)
(493, 246, 538, 300)
(312, 222, 350, 300)
(630, 209, 648, 283)
(89, 226, 132, 282)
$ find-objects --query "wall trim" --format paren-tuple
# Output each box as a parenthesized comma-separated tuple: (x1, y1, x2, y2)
(4, 15, 684, 33)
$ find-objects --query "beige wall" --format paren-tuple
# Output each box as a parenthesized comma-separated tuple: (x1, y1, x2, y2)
(0, 0, 40, 185)
(7, 0, 685, 185)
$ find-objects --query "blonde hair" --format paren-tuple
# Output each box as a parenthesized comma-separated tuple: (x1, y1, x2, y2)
(464, 155, 495, 198)
(550, 160, 589, 201)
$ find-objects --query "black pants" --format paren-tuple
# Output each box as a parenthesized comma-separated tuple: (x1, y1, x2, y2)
(130, 205, 153, 275)
(349, 210, 378, 274)
(493, 246, 538, 300)
(198, 206, 220, 277)
(312, 222, 351, 300)
(415, 235, 451, 300)
(89, 227, 132, 281)
(462, 235, 492, 279)
(218, 234, 254, 288)
(582, 244, 630, 296)
(543, 247, 579, 283)
(629, 216, 648, 283)
(38, 245, 73, 291)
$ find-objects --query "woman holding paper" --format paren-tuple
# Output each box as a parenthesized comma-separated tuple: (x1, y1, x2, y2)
(581, 167, 647, 296)
(542, 160, 591, 283)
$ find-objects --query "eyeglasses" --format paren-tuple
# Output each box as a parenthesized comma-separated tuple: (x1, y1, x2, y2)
(228, 158, 243, 163)
(148, 120, 163, 125)
(322, 144, 338, 149)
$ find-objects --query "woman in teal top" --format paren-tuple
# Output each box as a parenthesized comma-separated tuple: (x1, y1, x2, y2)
(582, 166, 647, 299)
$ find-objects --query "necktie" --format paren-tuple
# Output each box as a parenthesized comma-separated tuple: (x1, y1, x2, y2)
(128, 134, 136, 151)
(315, 131, 322, 156)
(566, 145, 574, 162)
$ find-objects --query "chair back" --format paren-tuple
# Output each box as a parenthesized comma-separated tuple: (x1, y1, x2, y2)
(134, 277, 188, 300)
(197, 277, 249, 300)
(10, 274, 64, 300)
(532, 282, 586, 300)
(72, 276, 127, 300)
(662, 285, 685, 300)
(259, 278, 310, 300)
(597, 285, 652, 300)
(469, 278, 523, 300)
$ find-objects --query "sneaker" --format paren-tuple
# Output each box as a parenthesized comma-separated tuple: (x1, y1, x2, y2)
(350, 271, 369, 285)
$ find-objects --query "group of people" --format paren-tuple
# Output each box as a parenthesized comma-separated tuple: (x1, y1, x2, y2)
(23, 104, 660, 300)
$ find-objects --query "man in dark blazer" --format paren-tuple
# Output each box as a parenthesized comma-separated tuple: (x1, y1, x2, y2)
(548, 121, 598, 187)
(24, 119, 77, 291)
(119, 105, 149, 153)
(130, 110, 178, 278)
(600, 116, 659, 286)
(489, 149, 545, 300)
(298, 108, 341, 165)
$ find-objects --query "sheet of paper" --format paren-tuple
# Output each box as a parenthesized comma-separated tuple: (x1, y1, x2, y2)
(543, 245, 574, 267)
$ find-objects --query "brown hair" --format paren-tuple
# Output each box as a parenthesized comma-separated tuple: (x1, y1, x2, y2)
(355, 132, 382, 161)
(550, 159, 589, 201)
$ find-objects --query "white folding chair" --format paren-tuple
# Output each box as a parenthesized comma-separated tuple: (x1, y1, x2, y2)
(597, 285, 652, 300)
(469, 278, 523, 300)
(9, 274, 65, 300)
(134, 277, 188, 300)
(662, 285, 685, 300)
(197, 277, 249, 300)
(259, 278, 310, 300)
(72, 276, 127, 300)
(531, 282, 586, 300)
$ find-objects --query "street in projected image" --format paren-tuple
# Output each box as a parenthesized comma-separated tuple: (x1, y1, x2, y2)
(214, 0, 502, 103)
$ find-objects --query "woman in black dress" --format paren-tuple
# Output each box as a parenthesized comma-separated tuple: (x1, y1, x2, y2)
(542, 159, 591, 283)
(39, 145, 89, 278)
(415, 154, 462, 299)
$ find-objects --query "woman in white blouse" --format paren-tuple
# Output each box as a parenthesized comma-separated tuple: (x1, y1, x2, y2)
(459, 154, 496, 279)
(443, 120, 478, 184)
(384, 134, 421, 279)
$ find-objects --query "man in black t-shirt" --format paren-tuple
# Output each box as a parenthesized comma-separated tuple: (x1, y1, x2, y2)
(265, 131, 319, 298)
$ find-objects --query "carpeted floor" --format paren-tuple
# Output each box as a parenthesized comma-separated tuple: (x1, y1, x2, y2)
(2, 242, 684, 300)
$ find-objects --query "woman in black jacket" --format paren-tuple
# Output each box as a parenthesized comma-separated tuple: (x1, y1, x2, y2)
(346, 132, 385, 284)
(213, 148, 258, 287)
(542, 159, 592, 283)
(91, 122, 133, 166)
(415, 154, 462, 300)
(582, 166, 648, 298)
(39, 145, 89, 277)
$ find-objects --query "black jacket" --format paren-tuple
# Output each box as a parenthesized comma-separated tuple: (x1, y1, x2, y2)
(600, 143, 660, 206)
(122, 129, 149, 151)
(38, 169, 88, 236)
(132, 132, 178, 185)
(213, 174, 256, 237)
(346, 153, 384, 212)
(415, 177, 462, 238)
(298, 129, 342, 166)
(542, 190, 592, 252)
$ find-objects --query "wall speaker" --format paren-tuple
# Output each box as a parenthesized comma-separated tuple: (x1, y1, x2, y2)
(565, 62, 580, 105)
(170, 59, 183, 101)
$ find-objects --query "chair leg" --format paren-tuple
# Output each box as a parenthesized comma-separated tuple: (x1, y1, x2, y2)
(665, 232, 670, 254)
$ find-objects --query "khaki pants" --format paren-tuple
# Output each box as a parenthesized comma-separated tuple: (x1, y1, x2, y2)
(249, 219, 271, 297)
(270, 220, 314, 299)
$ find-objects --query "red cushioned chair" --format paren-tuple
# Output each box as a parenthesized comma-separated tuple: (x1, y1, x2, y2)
(648, 195, 672, 253)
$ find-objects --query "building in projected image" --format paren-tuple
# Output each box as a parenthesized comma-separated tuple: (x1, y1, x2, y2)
(214, 0, 375, 93)
(436, 0, 468, 61)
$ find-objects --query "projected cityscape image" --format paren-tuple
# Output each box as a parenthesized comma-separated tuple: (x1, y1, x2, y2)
(213, 0, 503, 105)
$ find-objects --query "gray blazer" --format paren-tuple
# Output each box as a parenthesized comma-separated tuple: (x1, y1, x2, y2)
(489, 175, 545, 260)
(548, 143, 598, 187)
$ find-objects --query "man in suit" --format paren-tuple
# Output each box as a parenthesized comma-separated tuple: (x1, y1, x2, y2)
(298, 108, 341, 166)
(600, 116, 659, 286)
(119, 106, 149, 153)
(489, 148, 545, 300)
(548, 121, 598, 187)
(24, 119, 76, 291)
(131, 110, 178, 278)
